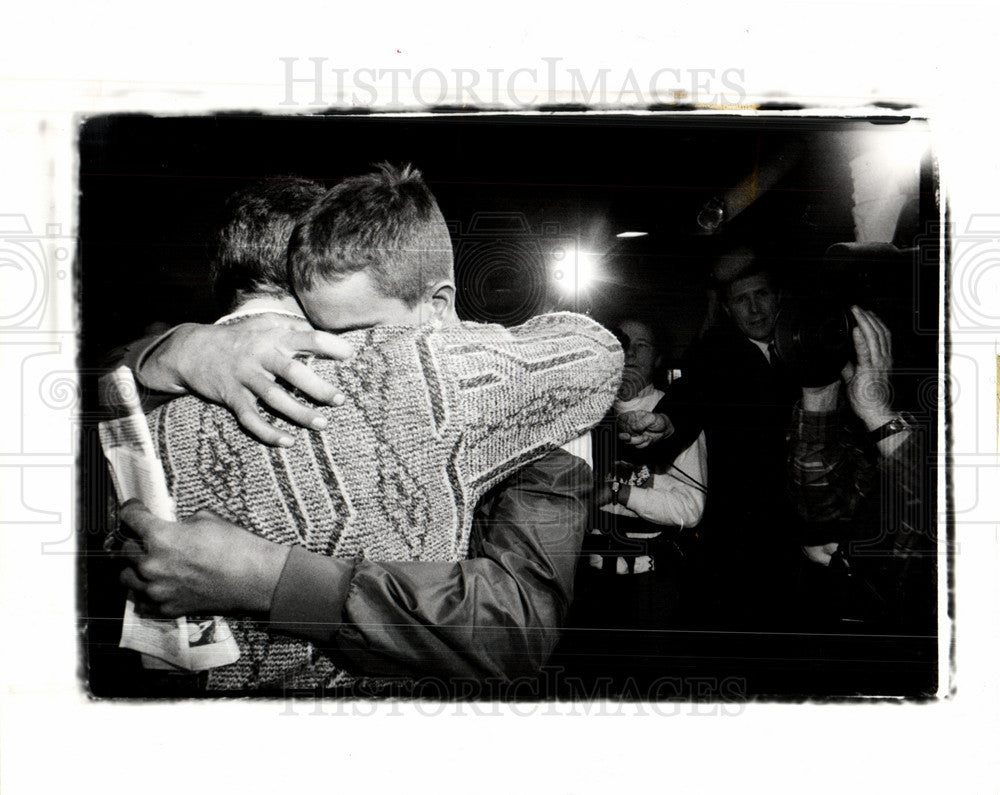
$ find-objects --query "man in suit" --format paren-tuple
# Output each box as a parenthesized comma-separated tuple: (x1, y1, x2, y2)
(677, 263, 801, 625)
(618, 260, 801, 626)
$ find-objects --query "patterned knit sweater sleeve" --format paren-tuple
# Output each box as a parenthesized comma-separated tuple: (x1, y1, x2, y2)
(435, 311, 623, 494)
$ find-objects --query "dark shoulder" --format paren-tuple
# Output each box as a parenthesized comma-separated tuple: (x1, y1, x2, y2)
(682, 327, 759, 371)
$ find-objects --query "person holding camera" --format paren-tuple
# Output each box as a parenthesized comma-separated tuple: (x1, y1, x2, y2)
(788, 305, 934, 628)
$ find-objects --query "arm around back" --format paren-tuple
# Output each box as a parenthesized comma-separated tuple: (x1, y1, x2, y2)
(269, 446, 593, 681)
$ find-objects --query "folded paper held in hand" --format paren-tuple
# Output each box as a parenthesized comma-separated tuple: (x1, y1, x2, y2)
(98, 366, 240, 672)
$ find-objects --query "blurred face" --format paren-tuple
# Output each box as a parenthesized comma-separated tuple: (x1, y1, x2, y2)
(724, 273, 780, 342)
(617, 320, 660, 389)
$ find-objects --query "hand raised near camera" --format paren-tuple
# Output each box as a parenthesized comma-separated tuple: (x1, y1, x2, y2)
(841, 306, 896, 431)
(137, 314, 354, 446)
(617, 410, 674, 449)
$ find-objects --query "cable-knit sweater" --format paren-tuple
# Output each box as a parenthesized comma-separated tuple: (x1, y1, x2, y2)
(147, 312, 623, 689)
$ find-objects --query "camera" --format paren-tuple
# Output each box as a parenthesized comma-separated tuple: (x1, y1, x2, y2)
(772, 298, 856, 387)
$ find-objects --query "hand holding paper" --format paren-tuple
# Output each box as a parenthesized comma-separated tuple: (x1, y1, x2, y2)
(98, 366, 240, 672)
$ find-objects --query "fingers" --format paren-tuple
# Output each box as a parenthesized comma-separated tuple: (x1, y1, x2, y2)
(256, 313, 314, 332)
(617, 412, 673, 452)
(616, 431, 655, 448)
(243, 333, 348, 433)
(266, 355, 342, 408)
(121, 570, 172, 616)
(189, 320, 352, 442)
(281, 329, 354, 361)
(619, 419, 651, 436)
(120, 566, 147, 596)
(119, 500, 163, 543)
(189, 507, 224, 522)
(851, 311, 875, 367)
(801, 545, 835, 567)
(860, 310, 889, 364)
(256, 378, 329, 431)
(617, 410, 658, 433)
(635, 414, 659, 432)
(616, 410, 637, 431)
(851, 327, 870, 370)
(869, 313, 892, 367)
(121, 538, 145, 564)
(270, 330, 351, 406)
(230, 390, 295, 447)
(851, 306, 892, 369)
(235, 372, 332, 445)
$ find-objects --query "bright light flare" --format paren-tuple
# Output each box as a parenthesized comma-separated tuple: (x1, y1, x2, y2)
(615, 231, 648, 238)
(551, 251, 597, 295)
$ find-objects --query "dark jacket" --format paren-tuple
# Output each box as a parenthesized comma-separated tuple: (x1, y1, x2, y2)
(269, 446, 591, 682)
(669, 327, 801, 540)
(787, 401, 936, 627)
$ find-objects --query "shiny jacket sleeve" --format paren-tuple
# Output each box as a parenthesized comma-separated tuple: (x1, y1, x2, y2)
(100, 327, 184, 413)
(268, 447, 591, 681)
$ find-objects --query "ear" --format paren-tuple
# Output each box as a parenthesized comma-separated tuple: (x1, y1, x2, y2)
(427, 280, 456, 322)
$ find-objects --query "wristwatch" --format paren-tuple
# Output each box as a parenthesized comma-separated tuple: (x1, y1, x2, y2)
(868, 414, 911, 443)
(610, 480, 621, 506)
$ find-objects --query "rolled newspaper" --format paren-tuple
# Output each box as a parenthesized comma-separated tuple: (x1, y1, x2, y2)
(98, 366, 240, 672)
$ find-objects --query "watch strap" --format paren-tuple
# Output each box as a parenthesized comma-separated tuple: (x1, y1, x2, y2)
(869, 415, 910, 443)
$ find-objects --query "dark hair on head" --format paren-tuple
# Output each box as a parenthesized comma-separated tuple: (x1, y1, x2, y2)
(288, 163, 454, 307)
(712, 260, 779, 302)
(213, 178, 326, 311)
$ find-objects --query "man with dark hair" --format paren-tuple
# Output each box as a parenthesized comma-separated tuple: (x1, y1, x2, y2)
(715, 267, 782, 350)
(114, 166, 622, 691)
(619, 255, 801, 626)
(212, 178, 326, 312)
(677, 261, 801, 625)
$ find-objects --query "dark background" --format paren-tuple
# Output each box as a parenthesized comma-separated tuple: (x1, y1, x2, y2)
(78, 112, 940, 698)
(79, 113, 936, 364)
